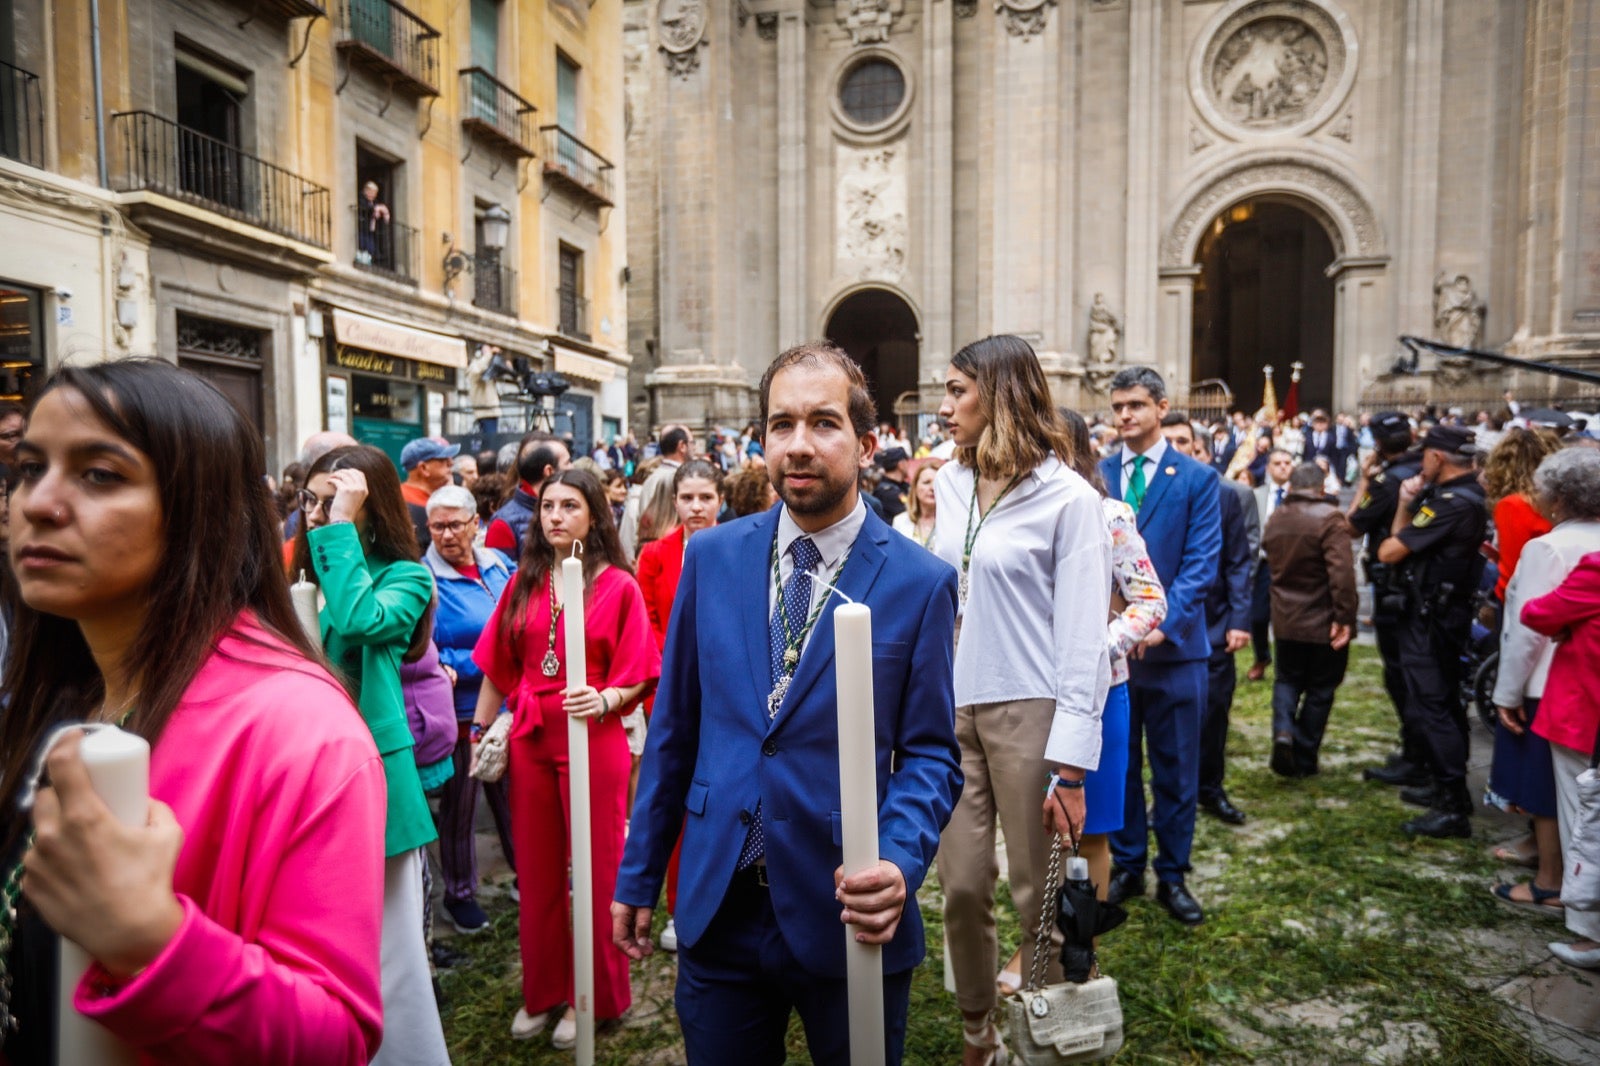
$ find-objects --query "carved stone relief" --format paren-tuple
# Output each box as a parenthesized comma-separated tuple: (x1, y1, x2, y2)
(1433, 272, 1485, 349)
(1086, 293, 1121, 365)
(1189, 123, 1214, 154)
(755, 12, 779, 40)
(954, 0, 977, 18)
(1191, 1, 1357, 140)
(836, 143, 908, 282)
(1329, 112, 1352, 142)
(995, 0, 1056, 39)
(658, 0, 707, 79)
(839, 0, 898, 46)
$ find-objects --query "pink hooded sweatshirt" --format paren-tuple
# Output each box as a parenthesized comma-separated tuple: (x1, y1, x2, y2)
(69, 614, 388, 1064)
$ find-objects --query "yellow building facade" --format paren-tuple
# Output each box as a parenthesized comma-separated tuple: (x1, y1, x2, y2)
(1, 0, 630, 469)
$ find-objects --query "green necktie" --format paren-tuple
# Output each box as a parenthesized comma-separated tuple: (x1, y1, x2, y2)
(1125, 455, 1148, 513)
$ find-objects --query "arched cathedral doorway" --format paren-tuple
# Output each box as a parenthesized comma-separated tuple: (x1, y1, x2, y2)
(823, 288, 920, 430)
(1191, 199, 1336, 415)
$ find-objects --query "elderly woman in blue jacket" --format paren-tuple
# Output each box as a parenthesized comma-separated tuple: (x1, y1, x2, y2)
(424, 485, 518, 934)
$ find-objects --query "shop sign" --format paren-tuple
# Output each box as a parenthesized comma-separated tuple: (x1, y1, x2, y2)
(327, 343, 458, 389)
(329, 308, 467, 368)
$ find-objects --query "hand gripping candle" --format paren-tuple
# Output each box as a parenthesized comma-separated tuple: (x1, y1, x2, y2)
(561, 544, 595, 1065)
(57, 726, 148, 1066)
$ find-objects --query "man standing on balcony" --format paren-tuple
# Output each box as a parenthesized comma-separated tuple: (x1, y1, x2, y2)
(358, 179, 391, 266)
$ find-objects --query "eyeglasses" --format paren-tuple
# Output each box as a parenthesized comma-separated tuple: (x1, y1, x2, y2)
(428, 518, 476, 537)
(297, 489, 336, 517)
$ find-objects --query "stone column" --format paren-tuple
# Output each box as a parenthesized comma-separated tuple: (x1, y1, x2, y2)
(919, 0, 954, 394)
(776, 4, 807, 349)
(1396, 0, 1444, 335)
(1122, 0, 1161, 362)
(1329, 256, 1390, 412)
(1156, 265, 1200, 397)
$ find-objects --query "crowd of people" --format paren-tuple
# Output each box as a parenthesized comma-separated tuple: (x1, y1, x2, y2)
(2, 346, 1598, 1066)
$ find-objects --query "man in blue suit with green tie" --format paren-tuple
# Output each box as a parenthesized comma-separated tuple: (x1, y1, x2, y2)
(612, 342, 962, 1064)
(1099, 367, 1222, 926)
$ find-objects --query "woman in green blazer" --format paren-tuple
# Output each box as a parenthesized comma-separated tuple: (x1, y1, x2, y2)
(294, 443, 449, 1066)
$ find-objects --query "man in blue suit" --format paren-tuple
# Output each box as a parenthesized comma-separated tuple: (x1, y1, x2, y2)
(1100, 367, 1222, 926)
(612, 342, 962, 1065)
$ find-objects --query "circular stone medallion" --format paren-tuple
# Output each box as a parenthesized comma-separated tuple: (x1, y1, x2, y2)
(1191, 1, 1356, 140)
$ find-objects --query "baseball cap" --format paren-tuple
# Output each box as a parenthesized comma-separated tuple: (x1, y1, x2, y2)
(400, 436, 461, 470)
(1419, 424, 1476, 459)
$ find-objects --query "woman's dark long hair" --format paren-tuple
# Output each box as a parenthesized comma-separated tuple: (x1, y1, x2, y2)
(1, 359, 321, 851)
(499, 468, 632, 646)
(289, 444, 432, 661)
(951, 335, 1078, 479)
(1057, 407, 1108, 497)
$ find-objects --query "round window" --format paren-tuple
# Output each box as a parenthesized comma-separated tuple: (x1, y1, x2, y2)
(839, 59, 906, 127)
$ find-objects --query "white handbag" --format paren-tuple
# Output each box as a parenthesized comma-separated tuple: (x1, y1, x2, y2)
(1562, 742, 1600, 911)
(468, 713, 512, 783)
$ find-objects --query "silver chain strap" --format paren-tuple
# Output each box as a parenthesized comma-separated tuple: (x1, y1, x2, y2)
(1025, 834, 1065, 993)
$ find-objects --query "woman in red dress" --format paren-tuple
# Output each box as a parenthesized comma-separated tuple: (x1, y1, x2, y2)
(472, 469, 660, 1048)
(633, 459, 723, 951)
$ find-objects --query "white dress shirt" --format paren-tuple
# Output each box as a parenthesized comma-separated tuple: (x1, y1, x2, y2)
(931, 456, 1113, 770)
(771, 498, 869, 656)
(1493, 519, 1600, 706)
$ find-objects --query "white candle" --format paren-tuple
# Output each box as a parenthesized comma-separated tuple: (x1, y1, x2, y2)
(833, 602, 885, 1066)
(289, 570, 322, 651)
(57, 727, 148, 1066)
(561, 555, 595, 1065)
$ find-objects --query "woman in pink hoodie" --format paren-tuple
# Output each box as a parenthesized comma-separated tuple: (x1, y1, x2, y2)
(1, 360, 387, 1065)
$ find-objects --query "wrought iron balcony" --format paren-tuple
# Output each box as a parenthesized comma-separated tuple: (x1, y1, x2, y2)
(0, 59, 45, 169)
(556, 287, 590, 341)
(334, 0, 440, 97)
(473, 253, 517, 316)
(255, 0, 329, 18)
(460, 68, 536, 158)
(539, 126, 614, 209)
(110, 111, 331, 249)
(350, 204, 419, 283)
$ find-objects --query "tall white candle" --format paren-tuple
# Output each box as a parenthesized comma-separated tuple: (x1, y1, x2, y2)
(57, 727, 148, 1066)
(833, 602, 885, 1066)
(561, 555, 595, 1065)
(289, 570, 322, 651)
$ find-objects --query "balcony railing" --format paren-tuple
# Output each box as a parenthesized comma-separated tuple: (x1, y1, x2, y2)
(473, 253, 517, 316)
(557, 287, 590, 341)
(111, 111, 331, 248)
(539, 126, 613, 208)
(0, 60, 46, 169)
(460, 68, 536, 158)
(350, 204, 419, 283)
(335, 0, 440, 97)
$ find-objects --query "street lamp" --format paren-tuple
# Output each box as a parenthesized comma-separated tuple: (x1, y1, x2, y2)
(480, 203, 511, 253)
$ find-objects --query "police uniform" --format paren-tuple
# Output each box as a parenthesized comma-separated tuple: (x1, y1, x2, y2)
(1390, 428, 1487, 834)
(1347, 432, 1425, 777)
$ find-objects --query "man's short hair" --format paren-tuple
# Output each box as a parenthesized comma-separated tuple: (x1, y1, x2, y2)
(1289, 463, 1326, 491)
(1159, 412, 1190, 429)
(660, 425, 691, 458)
(1109, 366, 1167, 402)
(518, 440, 566, 484)
(757, 341, 877, 437)
(1269, 448, 1295, 463)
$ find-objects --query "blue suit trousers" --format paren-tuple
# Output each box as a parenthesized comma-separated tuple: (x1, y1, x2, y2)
(1111, 659, 1207, 883)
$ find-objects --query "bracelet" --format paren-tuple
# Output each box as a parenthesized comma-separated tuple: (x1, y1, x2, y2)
(470, 723, 484, 742)
(599, 689, 612, 719)
(1046, 773, 1085, 794)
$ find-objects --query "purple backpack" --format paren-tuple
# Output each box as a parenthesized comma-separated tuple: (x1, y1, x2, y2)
(401, 640, 459, 769)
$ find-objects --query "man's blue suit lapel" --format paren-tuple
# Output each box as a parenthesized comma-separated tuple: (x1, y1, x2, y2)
(1135, 449, 1180, 531)
(766, 509, 891, 736)
(738, 508, 783, 712)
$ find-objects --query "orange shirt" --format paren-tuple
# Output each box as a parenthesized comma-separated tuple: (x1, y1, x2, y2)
(400, 481, 432, 508)
(1494, 492, 1552, 601)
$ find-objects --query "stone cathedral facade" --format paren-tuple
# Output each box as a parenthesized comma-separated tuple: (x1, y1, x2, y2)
(623, 0, 1600, 430)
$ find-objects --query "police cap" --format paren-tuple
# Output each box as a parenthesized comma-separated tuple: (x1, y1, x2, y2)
(1419, 424, 1476, 460)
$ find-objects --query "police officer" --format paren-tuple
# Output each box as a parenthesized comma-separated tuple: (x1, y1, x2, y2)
(1375, 424, 1488, 838)
(1347, 412, 1428, 787)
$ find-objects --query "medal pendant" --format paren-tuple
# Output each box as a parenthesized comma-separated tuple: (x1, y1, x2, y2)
(958, 570, 970, 604)
(541, 650, 561, 677)
(767, 675, 791, 720)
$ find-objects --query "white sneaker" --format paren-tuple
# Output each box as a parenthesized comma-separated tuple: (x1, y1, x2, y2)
(659, 917, 678, 952)
(510, 1007, 550, 1040)
(551, 1011, 577, 1049)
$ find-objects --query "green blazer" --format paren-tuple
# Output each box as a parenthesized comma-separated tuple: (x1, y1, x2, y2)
(307, 521, 438, 857)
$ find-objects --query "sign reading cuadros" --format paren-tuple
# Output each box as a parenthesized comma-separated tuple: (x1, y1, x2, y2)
(330, 308, 468, 368)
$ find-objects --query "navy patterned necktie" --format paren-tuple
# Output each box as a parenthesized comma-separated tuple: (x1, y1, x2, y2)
(737, 536, 822, 872)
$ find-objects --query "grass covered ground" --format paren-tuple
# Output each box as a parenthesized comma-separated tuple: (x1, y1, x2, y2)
(436, 646, 1571, 1064)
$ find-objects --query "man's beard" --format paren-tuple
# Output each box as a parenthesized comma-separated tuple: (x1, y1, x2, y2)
(775, 465, 854, 517)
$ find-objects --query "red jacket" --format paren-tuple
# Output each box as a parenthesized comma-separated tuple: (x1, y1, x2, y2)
(636, 524, 689, 651)
(1524, 550, 1600, 757)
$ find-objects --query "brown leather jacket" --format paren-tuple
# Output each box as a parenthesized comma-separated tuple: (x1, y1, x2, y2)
(1262, 491, 1359, 643)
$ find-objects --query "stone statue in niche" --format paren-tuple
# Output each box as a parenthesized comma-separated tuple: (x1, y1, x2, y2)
(837, 145, 907, 280)
(840, 0, 895, 45)
(1087, 293, 1120, 365)
(1211, 18, 1328, 126)
(1433, 273, 1486, 349)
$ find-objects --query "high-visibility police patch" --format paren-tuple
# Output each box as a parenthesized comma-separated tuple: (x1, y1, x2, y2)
(1413, 506, 1436, 528)
(1357, 493, 1372, 509)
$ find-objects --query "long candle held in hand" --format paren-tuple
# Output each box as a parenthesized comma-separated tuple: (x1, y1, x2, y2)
(290, 570, 321, 651)
(57, 727, 147, 1066)
(561, 548, 595, 1066)
(833, 602, 885, 1066)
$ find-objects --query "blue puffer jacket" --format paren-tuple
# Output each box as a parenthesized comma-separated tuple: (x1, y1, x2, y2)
(424, 543, 516, 717)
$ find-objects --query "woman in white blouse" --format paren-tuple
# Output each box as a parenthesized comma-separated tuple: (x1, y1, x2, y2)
(930, 335, 1113, 1066)
(891, 459, 942, 546)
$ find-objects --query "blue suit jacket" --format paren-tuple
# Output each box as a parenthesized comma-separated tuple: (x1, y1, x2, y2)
(1204, 479, 1253, 648)
(615, 504, 962, 979)
(1100, 446, 1222, 663)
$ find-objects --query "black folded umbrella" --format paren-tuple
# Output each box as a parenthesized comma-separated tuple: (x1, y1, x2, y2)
(1055, 855, 1128, 983)
(1520, 407, 1574, 428)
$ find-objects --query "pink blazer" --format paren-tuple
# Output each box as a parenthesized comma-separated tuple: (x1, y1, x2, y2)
(73, 613, 388, 1065)
(1524, 551, 1600, 757)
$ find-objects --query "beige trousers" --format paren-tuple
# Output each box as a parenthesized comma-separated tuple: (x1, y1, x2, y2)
(937, 698, 1066, 1015)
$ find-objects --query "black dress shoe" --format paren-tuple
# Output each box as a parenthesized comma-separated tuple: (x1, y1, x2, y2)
(1269, 734, 1297, 777)
(1403, 809, 1472, 839)
(1201, 794, 1247, 825)
(1363, 760, 1431, 787)
(1105, 865, 1146, 906)
(1156, 881, 1206, 926)
(1399, 784, 1440, 808)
